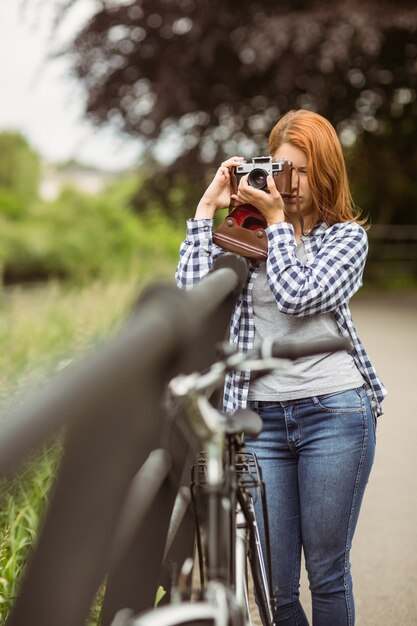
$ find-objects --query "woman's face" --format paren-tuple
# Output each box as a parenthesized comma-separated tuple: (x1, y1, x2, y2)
(272, 142, 314, 221)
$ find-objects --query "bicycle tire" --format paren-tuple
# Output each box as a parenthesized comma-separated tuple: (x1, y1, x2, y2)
(129, 603, 216, 626)
(129, 584, 245, 626)
(236, 489, 274, 626)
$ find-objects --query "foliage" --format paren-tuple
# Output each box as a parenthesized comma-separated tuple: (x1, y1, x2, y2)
(0, 174, 184, 284)
(0, 133, 41, 211)
(0, 195, 135, 283)
(39, 0, 417, 225)
(346, 109, 417, 225)
(131, 161, 204, 221)
(0, 446, 60, 624)
(54, 1, 417, 154)
(0, 279, 140, 624)
(0, 190, 26, 222)
(0, 280, 139, 392)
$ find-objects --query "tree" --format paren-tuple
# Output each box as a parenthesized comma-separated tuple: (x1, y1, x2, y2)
(0, 132, 41, 217)
(48, 0, 417, 222)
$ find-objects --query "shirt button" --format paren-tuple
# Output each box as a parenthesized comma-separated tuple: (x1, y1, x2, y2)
(203, 225, 209, 231)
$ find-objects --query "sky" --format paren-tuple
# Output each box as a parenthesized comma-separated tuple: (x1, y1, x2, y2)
(0, 1, 142, 171)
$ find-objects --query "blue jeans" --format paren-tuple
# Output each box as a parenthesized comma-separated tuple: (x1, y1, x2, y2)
(246, 387, 376, 626)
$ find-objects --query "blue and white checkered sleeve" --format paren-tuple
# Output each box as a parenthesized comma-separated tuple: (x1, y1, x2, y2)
(175, 218, 222, 289)
(266, 221, 368, 315)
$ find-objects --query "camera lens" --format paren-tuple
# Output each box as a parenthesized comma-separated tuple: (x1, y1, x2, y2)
(248, 168, 268, 190)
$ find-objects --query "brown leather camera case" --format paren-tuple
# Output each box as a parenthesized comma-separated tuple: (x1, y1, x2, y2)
(213, 212, 268, 260)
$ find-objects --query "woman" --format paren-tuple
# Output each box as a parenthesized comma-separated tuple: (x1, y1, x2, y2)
(176, 109, 386, 626)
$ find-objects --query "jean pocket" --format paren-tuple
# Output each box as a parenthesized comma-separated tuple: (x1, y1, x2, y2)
(314, 387, 365, 413)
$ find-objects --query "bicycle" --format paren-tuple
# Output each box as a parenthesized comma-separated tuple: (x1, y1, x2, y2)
(125, 335, 351, 626)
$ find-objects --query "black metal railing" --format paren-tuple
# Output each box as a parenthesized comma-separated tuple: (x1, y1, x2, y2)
(0, 253, 248, 626)
(366, 224, 417, 284)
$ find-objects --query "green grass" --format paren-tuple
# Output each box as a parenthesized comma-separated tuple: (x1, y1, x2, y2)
(0, 444, 58, 621)
(0, 278, 142, 392)
(0, 276, 151, 624)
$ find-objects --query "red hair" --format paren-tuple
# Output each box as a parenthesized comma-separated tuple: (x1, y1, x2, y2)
(268, 109, 366, 227)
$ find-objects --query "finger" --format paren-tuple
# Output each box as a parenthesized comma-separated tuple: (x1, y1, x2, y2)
(221, 156, 245, 168)
(237, 174, 250, 190)
(266, 175, 279, 195)
(215, 166, 230, 182)
(231, 193, 246, 205)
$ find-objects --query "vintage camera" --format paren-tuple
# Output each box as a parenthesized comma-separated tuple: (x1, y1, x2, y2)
(232, 156, 293, 197)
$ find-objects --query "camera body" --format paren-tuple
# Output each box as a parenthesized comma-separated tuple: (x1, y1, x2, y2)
(232, 156, 293, 197)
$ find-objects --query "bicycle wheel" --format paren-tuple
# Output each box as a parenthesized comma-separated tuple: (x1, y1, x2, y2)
(234, 505, 251, 621)
(247, 514, 273, 626)
(129, 583, 245, 626)
(235, 490, 274, 626)
(129, 602, 215, 626)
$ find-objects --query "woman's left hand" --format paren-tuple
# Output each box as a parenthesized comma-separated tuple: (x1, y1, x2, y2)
(231, 174, 285, 226)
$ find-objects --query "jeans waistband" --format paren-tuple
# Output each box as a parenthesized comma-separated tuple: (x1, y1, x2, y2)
(248, 385, 367, 410)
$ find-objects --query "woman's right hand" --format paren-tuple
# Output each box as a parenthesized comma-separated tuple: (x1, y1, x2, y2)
(194, 156, 245, 219)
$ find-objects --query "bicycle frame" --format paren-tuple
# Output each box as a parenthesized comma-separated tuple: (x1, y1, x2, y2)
(129, 336, 350, 626)
(189, 396, 275, 625)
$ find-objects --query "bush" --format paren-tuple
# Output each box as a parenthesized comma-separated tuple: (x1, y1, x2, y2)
(0, 177, 185, 284)
(0, 189, 26, 220)
(0, 190, 139, 282)
(0, 132, 41, 206)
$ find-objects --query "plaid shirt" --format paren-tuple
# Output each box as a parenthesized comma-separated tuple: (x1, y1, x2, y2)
(176, 218, 387, 417)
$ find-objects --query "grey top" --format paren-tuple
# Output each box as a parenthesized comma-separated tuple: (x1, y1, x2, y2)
(248, 242, 364, 401)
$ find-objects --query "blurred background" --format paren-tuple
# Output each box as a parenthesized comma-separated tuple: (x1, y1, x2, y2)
(0, 1, 416, 624)
(1, 0, 417, 288)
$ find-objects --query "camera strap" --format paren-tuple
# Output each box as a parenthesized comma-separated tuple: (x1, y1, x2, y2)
(290, 165, 306, 236)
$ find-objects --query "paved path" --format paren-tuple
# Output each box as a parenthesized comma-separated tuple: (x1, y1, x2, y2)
(298, 292, 417, 625)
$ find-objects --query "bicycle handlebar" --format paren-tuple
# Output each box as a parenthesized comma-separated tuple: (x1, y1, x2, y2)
(258, 336, 352, 361)
(169, 336, 352, 398)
